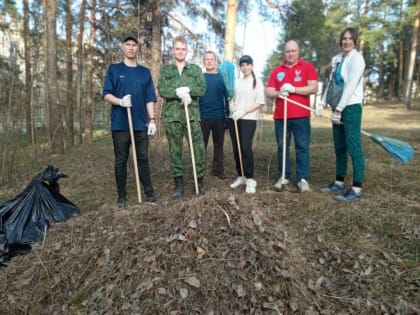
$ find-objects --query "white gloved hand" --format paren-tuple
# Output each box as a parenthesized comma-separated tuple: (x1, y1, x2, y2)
(331, 110, 342, 124)
(315, 104, 324, 117)
(147, 122, 157, 135)
(175, 87, 191, 98)
(119, 94, 132, 108)
(280, 83, 296, 94)
(181, 93, 192, 106)
(232, 109, 246, 121)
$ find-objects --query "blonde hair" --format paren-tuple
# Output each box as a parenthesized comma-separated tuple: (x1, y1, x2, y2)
(173, 36, 187, 47)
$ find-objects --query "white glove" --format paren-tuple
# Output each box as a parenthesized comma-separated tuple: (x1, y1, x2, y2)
(232, 109, 246, 121)
(147, 122, 157, 135)
(119, 94, 132, 108)
(175, 87, 190, 98)
(315, 104, 324, 117)
(280, 83, 295, 94)
(181, 93, 192, 106)
(331, 111, 342, 124)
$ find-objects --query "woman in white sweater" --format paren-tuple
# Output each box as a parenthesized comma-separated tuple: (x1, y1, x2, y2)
(229, 55, 265, 194)
(321, 27, 366, 202)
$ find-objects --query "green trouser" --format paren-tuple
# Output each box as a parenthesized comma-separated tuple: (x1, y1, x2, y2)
(333, 103, 365, 186)
(165, 120, 205, 178)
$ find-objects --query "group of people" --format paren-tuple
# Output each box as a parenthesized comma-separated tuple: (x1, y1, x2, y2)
(102, 27, 366, 207)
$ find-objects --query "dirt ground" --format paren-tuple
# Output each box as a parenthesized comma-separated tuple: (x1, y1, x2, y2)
(0, 103, 419, 314)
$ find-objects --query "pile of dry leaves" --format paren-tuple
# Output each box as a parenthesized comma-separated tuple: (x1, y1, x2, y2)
(0, 191, 418, 314)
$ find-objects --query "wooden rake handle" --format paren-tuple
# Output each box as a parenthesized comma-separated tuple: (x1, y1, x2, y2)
(184, 100, 200, 195)
(127, 107, 142, 203)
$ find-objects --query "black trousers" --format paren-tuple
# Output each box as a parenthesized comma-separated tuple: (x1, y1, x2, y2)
(227, 119, 257, 178)
(112, 131, 154, 199)
(200, 118, 226, 175)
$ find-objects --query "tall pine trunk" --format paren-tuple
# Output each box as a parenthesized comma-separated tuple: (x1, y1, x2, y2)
(65, 0, 74, 146)
(45, 0, 64, 153)
(404, 3, 419, 109)
(223, 0, 237, 61)
(85, 0, 96, 139)
(75, 0, 87, 144)
(23, 0, 34, 146)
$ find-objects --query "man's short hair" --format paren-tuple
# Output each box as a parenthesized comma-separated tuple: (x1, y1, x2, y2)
(173, 36, 187, 47)
(203, 50, 218, 62)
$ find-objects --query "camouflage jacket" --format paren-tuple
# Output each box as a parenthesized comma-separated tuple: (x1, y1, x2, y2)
(157, 62, 206, 122)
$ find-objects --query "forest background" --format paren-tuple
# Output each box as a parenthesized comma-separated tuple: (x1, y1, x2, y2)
(0, 0, 419, 179)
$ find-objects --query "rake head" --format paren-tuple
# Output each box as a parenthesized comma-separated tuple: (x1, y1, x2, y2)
(370, 134, 415, 164)
(219, 60, 235, 98)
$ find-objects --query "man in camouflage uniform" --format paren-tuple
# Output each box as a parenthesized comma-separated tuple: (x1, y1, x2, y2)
(157, 36, 207, 199)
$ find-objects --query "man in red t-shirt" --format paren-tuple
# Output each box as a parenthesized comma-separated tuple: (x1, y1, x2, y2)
(266, 40, 318, 192)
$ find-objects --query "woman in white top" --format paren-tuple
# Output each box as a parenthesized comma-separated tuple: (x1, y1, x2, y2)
(229, 55, 265, 193)
(320, 27, 366, 202)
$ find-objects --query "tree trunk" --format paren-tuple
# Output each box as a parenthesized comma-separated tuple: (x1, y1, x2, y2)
(398, 0, 404, 99)
(150, 0, 162, 126)
(358, 0, 369, 55)
(85, 0, 96, 139)
(45, 0, 64, 153)
(150, 0, 161, 85)
(378, 42, 385, 98)
(404, 3, 419, 109)
(65, 0, 74, 146)
(23, 0, 34, 145)
(75, 0, 87, 144)
(223, 0, 238, 61)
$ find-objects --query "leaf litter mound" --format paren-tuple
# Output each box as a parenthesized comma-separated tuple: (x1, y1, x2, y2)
(0, 191, 418, 314)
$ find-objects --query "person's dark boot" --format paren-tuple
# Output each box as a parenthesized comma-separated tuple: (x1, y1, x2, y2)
(117, 196, 128, 208)
(172, 176, 184, 200)
(198, 177, 206, 195)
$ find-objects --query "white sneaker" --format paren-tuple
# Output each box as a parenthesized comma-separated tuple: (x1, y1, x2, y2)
(230, 176, 246, 188)
(297, 179, 310, 192)
(245, 178, 257, 194)
(274, 177, 290, 190)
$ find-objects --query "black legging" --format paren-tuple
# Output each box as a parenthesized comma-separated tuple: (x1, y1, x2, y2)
(227, 118, 257, 178)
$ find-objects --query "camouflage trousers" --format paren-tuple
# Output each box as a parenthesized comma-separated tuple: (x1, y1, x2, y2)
(165, 120, 205, 178)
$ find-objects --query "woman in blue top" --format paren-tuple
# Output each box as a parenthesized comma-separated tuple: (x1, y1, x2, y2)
(320, 27, 366, 202)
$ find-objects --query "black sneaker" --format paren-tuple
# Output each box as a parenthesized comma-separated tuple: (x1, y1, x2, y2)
(335, 189, 363, 202)
(146, 195, 167, 206)
(320, 182, 346, 193)
(117, 197, 128, 208)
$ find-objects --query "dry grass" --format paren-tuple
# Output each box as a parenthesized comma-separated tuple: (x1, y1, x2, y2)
(0, 102, 419, 314)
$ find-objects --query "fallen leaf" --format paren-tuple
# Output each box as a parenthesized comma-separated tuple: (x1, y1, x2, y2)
(179, 288, 188, 299)
(197, 246, 206, 259)
(184, 276, 200, 288)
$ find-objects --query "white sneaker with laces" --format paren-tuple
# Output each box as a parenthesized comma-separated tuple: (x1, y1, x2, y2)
(230, 176, 246, 188)
(297, 179, 310, 192)
(274, 177, 290, 190)
(245, 178, 257, 194)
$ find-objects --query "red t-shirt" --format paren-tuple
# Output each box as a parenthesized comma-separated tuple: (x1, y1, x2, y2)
(267, 58, 318, 119)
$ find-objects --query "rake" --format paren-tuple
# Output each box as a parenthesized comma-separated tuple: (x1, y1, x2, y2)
(277, 95, 415, 164)
(219, 60, 245, 177)
(219, 60, 235, 98)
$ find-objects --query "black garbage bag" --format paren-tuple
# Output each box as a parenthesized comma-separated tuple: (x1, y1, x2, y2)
(0, 165, 80, 265)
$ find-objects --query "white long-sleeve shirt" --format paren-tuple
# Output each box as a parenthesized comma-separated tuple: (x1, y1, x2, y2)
(322, 49, 365, 112)
(230, 77, 265, 120)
